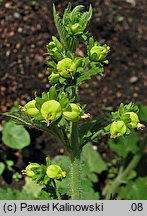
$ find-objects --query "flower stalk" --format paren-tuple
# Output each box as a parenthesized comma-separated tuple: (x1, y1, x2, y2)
(69, 83, 82, 200)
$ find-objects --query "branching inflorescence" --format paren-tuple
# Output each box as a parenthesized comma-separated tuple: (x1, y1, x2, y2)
(4, 3, 144, 200)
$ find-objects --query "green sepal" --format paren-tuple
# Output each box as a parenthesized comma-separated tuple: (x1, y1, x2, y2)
(58, 92, 70, 109)
(52, 36, 64, 52)
(79, 118, 104, 147)
(35, 97, 47, 111)
(46, 157, 51, 167)
(49, 73, 60, 83)
(48, 86, 57, 100)
(46, 61, 57, 69)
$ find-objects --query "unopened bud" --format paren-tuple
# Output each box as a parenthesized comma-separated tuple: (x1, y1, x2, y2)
(71, 23, 81, 34)
(90, 45, 110, 61)
(124, 112, 139, 128)
(47, 41, 57, 53)
(47, 41, 62, 60)
(24, 100, 39, 117)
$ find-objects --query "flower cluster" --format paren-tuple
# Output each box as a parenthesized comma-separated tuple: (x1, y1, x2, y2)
(87, 37, 110, 64)
(89, 44, 110, 62)
(105, 103, 145, 139)
(23, 96, 89, 126)
(47, 53, 86, 84)
(45, 4, 110, 86)
(22, 157, 66, 184)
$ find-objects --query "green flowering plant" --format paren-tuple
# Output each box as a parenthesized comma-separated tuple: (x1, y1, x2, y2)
(4, 3, 145, 200)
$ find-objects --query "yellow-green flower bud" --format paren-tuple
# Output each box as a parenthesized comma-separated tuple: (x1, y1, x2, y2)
(41, 100, 62, 126)
(63, 103, 84, 122)
(124, 112, 145, 129)
(90, 45, 110, 61)
(46, 165, 66, 180)
(110, 120, 127, 138)
(22, 163, 40, 177)
(47, 41, 62, 60)
(57, 58, 76, 78)
(71, 23, 81, 34)
(47, 41, 58, 53)
(24, 100, 39, 117)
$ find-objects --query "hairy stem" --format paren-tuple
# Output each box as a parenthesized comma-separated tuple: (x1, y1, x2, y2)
(70, 122, 82, 200)
(71, 155, 82, 199)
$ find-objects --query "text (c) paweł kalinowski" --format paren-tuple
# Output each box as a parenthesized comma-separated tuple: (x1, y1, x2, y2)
(20, 202, 103, 212)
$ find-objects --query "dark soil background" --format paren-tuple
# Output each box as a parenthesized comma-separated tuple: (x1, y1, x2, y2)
(0, 0, 147, 188)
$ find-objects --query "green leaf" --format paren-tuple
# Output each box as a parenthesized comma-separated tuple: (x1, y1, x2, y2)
(81, 143, 107, 174)
(0, 177, 52, 200)
(2, 121, 30, 149)
(70, 5, 84, 23)
(3, 111, 60, 138)
(41, 92, 50, 100)
(82, 179, 99, 200)
(53, 4, 76, 52)
(0, 162, 5, 175)
(118, 102, 139, 115)
(53, 155, 101, 199)
(35, 97, 46, 111)
(79, 119, 104, 146)
(49, 86, 57, 100)
(6, 160, 14, 167)
(52, 36, 64, 52)
(138, 103, 147, 121)
(63, 3, 71, 24)
(108, 130, 139, 158)
(76, 66, 104, 86)
(118, 177, 147, 199)
(87, 173, 98, 183)
(0, 188, 35, 200)
(22, 177, 44, 198)
(3, 111, 36, 128)
(79, 5, 92, 31)
(127, 170, 137, 180)
(53, 4, 66, 40)
(3, 111, 70, 152)
(37, 190, 53, 200)
(58, 92, 70, 108)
